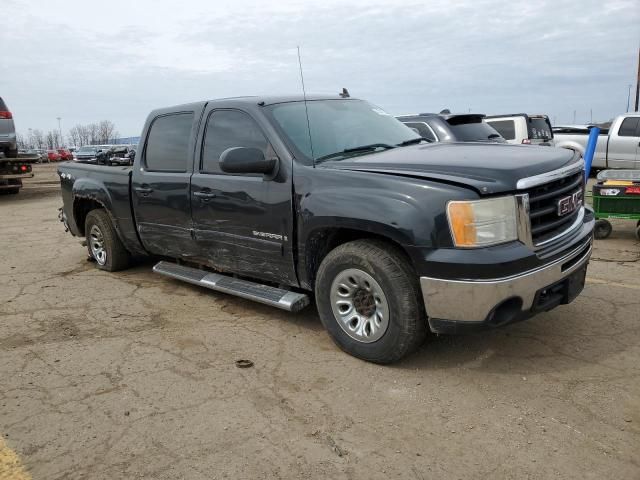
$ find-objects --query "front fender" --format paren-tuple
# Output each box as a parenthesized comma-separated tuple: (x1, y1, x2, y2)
(555, 140, 585, 156)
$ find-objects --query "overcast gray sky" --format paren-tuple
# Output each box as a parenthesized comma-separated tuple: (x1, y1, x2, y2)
(1, 0, 639, 138)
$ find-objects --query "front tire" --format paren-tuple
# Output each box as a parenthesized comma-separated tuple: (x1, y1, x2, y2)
(315, 240, 427, 364)
(85, 209, 131, 271)
(594, 219, 612, 239)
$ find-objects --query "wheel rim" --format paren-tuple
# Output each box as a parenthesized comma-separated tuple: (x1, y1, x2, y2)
(89, 224, 107, 265)
(329, 268, 390, 343)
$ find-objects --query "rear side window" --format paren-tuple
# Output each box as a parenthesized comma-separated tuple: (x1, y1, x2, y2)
(201, 110, 270, 174)
(446, 117, 503, 142)
(403, 122, 437, 142)
(144, 112, 194, 172)
(0, 97, 7, 110)
(528, 118, 553, 140)
(487, 120, 516, 140)
(618, 117, 640, 137)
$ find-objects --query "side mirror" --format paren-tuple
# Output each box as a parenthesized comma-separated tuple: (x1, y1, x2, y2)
(219, 147, 277, 175)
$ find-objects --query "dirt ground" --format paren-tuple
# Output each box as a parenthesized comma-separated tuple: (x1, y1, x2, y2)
(1, 163, 639, 479)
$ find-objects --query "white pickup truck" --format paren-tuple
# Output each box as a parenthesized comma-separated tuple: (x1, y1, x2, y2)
(553, 113, 640, 169)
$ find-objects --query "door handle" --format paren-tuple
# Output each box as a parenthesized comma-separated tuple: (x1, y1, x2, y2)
(134, 186, 153, 195)
(194, 191, 217, 199)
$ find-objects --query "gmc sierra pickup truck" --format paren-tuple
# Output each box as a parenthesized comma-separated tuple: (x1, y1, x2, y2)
(58, 95, 594, 363)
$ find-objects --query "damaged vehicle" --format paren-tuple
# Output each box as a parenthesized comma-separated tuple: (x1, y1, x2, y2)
(57, 95, 594, 363)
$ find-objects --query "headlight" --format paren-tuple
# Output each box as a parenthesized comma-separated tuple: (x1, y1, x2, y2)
(447, 196, 518, 248)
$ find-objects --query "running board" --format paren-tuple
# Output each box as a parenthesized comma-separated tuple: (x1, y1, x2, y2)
(152, 261, 310, 312)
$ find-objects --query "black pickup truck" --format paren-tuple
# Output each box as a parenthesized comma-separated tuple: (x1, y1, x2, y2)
(58, 95, 594, 363)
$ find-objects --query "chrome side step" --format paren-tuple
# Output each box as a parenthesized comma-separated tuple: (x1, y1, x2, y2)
(152, 261, 310, 312)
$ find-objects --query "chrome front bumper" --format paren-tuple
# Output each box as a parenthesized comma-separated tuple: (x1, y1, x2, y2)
(420, 239, 592, 324)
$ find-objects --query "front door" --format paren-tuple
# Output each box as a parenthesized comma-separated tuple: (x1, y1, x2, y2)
(190, 108, 297, 286)
(132, 111, 198, 258)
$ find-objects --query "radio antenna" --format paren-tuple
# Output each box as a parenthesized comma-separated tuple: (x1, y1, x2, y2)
(297, 46, 316, 167)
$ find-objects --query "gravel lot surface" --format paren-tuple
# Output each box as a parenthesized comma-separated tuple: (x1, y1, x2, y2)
(1, 163, 638, 479)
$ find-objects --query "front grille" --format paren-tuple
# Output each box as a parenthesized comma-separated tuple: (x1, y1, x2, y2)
(524, 170, 584, 245)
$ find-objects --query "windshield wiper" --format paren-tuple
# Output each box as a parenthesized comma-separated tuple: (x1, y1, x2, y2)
(315, 143, 395, 163)
(397, 137, 429, 146)
(487, 134, 502, 139)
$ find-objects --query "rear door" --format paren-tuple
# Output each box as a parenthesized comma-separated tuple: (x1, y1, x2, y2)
(190, 107, 297, 285)
(132, 111, 199, 257)
(607, 116, 640, 169)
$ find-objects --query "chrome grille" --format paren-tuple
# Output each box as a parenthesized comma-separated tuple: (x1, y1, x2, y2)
(523, 170, 584, 246)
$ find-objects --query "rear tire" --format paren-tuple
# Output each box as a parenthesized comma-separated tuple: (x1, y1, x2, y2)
(315, 239, 427, 364)
(594, 219, 612, 240)
(7, 187, 19, 194)
(635, 225, 640, 241)
(84, 209, 131, 271)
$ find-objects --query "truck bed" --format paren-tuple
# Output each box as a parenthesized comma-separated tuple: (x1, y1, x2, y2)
(58, 162, 146, 256)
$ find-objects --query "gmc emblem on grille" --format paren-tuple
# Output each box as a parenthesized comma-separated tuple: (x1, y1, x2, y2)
(557, 190, 582, 216)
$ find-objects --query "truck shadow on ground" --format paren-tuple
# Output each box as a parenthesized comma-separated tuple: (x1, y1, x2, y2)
(123, 258, 634, 377)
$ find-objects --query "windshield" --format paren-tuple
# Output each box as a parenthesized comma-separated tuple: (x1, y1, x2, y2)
(446, 117, 505, 142)
(268, 99, 421, 162)
(78, 146, 97, 153)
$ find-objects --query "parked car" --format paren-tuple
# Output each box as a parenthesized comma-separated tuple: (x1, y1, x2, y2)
(485, 114, 554, 146)
(33, 149, 49, 163)
(47, 150, 61, 162)
(553, 114, 640, 169)
(73, 146, 108, 163)
(57, 148, 73, 161)
(106, 145, 136, 166)
(397, 113, 505, 143)
(58, 94, 594, 364)
(0, 96, 18, 158)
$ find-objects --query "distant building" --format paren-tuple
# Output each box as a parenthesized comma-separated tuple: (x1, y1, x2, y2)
(112, 136, 141, 145)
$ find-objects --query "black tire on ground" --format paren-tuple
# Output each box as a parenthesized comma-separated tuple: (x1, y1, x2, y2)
(594, 219, 612, 240)
(315, 239, 427, 364)
(635, 225, 640, 241)
(84, 209, 131, 272)
(7, 187, 20, 194)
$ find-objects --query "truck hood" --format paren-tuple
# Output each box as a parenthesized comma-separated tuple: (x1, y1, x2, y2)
(318, 142, 580, 194)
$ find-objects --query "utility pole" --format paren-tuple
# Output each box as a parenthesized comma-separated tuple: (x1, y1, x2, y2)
(56, 117, 62, 147)
(635, 47, 640, 111)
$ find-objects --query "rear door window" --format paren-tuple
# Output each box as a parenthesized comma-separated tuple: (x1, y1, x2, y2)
(446, 117, 503, 142)
(618, 117, 640, 137)
(528, 117, 553, 140)
(487, 120, 516, 140)
(144, 112, 194, 172)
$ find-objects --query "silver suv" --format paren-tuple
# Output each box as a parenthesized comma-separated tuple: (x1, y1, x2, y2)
(0, 97, 17, 158)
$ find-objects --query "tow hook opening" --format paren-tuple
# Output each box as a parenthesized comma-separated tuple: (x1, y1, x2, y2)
(486, 297, 522, 327)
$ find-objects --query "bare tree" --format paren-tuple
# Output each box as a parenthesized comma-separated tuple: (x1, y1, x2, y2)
(16, 133, 27, 149)
(45, 130, 62, 149)
(31, 129, 45, 149)
(68, 125, 82, 147)
(88, 123, 99, 145)
(98, 120, 118, 143)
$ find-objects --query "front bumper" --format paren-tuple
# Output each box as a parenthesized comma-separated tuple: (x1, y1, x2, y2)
(421, 234, 592, 334)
